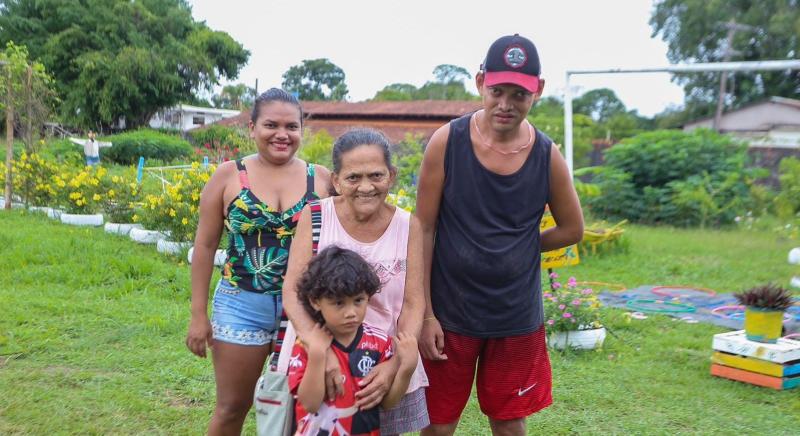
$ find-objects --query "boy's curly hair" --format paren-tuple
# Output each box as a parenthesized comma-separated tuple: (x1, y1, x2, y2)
(296, 246, 381, 324)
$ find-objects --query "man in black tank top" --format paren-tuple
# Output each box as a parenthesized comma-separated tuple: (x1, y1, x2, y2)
(415, 34, 585, 436)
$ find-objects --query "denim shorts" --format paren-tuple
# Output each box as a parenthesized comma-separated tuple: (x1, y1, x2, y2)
(210, 279, 282, 346)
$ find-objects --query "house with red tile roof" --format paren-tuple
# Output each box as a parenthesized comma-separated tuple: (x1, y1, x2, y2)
(214, 100, 482, 144)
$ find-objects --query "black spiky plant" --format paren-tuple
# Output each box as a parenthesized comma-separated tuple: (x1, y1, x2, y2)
(734, 284, 794, 311)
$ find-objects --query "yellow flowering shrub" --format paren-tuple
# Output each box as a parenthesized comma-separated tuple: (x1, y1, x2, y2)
(10, 152, 61, 206)
(57, 165, 108, 214)
(100, 168, 141, 222)
(136, 162, 215, 242)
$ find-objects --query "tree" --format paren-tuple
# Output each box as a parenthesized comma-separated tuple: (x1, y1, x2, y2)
(572, 88, 627, 123)
(212, 83, 255, 110)
(0, 0, 249, 129)
(372, 83, 417, 101)
(0, 42, 57, 151)
(432, 64, 471, 84)
(371, 65, 477, 101)
(281, 59, 349, 101)
(651, 0, 800, 118)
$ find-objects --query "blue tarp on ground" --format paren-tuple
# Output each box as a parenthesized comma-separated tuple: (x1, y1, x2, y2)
(598, 285, 800, 334)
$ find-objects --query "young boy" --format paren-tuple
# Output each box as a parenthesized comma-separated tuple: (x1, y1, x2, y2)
(288, 246, 419, 436)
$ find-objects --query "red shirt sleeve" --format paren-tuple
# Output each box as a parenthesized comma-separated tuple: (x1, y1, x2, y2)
(379, 336, 393, 364)
(287, 342, 308, 394)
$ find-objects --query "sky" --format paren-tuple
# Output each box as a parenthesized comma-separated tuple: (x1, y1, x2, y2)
(187, 0, 686, 117)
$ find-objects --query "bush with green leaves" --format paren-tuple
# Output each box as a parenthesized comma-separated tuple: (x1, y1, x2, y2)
(589, 129, 765, 227)
(298, 129, 334, 169)
(102, 129, 194, 165)
(187, 124, 256, 162)
(775, 157, 800, 219)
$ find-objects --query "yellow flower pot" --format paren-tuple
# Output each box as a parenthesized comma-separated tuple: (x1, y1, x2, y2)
(744, 307, 784, 344)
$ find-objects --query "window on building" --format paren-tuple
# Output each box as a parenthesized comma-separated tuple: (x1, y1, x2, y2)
(192, 116, 205, 125)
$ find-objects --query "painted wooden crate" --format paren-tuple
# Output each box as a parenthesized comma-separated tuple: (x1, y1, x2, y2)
(712, 330, 800, 364)
(710, 364, 800, 390)
(711, 351, 800, 377)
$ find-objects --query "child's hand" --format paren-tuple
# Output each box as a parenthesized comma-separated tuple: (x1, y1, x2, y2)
(394, 332, 419, 370)
(304, 323, 333, 355)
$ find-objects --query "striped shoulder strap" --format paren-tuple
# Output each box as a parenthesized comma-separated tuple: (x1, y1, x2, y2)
(309, 199, 322, 255)
(270, 199, 323, 371)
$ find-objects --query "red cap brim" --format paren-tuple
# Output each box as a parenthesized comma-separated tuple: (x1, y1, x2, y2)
(484, 71, 541, 93)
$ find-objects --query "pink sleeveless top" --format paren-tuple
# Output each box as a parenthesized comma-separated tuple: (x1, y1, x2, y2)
(318, 197, 428, 393)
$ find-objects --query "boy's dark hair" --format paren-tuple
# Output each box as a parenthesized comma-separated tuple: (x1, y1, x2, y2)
(296, 246, 381, 324)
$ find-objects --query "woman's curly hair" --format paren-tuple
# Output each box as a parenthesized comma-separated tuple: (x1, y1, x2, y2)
(296, 246, 381, 324)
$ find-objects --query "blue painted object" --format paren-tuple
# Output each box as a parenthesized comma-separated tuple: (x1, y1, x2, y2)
(137, 157, 145, 183)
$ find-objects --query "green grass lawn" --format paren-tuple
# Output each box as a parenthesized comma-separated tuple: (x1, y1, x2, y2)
(1, 211, 798, 434)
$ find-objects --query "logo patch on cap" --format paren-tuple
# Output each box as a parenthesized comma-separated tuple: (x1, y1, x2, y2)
(504, 46, 527, 68)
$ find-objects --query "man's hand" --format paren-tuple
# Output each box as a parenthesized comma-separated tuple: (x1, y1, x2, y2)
(419, 318, 447, 361)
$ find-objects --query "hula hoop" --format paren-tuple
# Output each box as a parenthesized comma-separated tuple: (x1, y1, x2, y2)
(625, 299, 696, 313)
(651, 285, 717, 298)
(577, 281, 627, 292)
(711, 305, 746, 320)
(783, 333, 800, 340)
(711, 305, 794, 321)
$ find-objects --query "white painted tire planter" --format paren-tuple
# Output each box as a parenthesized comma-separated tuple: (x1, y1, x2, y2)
(129, 227, 168, 244)
(104, 222, 143, 236)
(60, 213, 104, 226)
(28, 206, 53, 215)
(0, 198, 25, 209)
(156, 239, 192, 255)
(46, 208, 64, 220)
(186, 246, 227, 266)
(789, 247, 800, 265)
(549, 327, 606, 350)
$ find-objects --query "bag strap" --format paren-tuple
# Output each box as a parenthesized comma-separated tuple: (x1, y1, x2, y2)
(269, 200, 323, 371)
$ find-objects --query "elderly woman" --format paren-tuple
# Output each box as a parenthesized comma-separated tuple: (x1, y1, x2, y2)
(280, 128, 429, 435)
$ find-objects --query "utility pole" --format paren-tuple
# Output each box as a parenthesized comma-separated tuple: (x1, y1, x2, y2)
(713, 19, 754, 131)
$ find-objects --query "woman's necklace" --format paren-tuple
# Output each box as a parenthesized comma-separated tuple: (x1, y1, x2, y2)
(471, 111, 533, 155)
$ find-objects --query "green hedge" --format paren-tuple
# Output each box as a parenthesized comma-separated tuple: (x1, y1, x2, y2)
(589, 129, 767, 227)
(102, 129, 193, 164)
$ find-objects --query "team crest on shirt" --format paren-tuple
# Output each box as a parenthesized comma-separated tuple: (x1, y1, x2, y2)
(504, 46, 527, 68)
(289, 353, 303, 368)
(349, 349, 377, 377)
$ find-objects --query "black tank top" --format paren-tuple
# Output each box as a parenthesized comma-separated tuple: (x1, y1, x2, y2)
(431, 113, 552, 337)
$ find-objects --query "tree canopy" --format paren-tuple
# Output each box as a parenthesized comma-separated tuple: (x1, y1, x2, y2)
(0, 42, 57, 151)
(281, 58, 349, 101)
(651, 0, 800, 118)
(0, 0, 250, 129)
(372, 64, 477, 101)
(211, 83, 255, 110)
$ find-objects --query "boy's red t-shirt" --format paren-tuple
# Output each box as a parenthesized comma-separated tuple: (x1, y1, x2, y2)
(288, 323, 393, 436)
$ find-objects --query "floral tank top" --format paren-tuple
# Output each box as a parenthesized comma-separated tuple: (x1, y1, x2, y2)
(222, 159, 318, 294)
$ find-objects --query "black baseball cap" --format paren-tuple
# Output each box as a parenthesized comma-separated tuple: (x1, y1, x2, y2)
(481, 34, 541, 93)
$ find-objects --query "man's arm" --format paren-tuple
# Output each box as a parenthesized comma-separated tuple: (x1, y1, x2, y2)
(541, 144, 584, 251)
(396, 215, 424, 339)
(414, 124, 449, 361)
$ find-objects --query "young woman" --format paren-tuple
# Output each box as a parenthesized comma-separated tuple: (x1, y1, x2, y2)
(186, 88, 330, 435)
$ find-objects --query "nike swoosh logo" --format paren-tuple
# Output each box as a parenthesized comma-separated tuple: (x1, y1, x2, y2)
(517, 383, 537, 396)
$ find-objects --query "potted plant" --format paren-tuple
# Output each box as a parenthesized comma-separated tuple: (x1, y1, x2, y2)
(734, 284, 793, 343)
(544, 274, 606, 350)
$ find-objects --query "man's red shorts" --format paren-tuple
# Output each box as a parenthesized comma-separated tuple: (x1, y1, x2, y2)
(422, 325, 552, 423)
